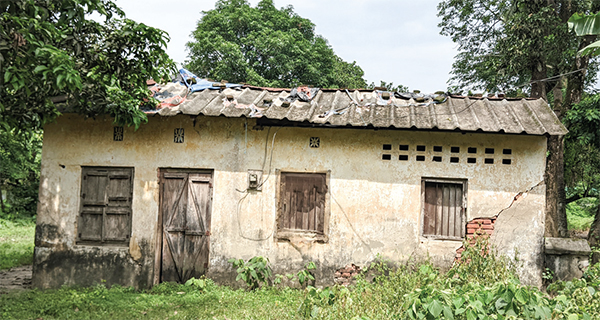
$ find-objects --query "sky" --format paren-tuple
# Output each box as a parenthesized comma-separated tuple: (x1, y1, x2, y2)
(114, 0, 457, 93)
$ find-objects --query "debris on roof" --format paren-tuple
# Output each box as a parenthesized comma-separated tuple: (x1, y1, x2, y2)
(145, 72, 567, 136)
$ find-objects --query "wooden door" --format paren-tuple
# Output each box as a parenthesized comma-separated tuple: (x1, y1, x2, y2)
(160, 170, 212, 283)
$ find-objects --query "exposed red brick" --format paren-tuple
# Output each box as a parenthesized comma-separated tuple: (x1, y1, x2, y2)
(457, 216, 497, 262)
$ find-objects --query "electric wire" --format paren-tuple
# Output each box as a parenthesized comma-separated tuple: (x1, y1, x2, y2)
(236, 126, 281, 241)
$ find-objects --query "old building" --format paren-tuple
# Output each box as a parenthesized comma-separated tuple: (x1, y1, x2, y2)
(32, 79, 566, 289)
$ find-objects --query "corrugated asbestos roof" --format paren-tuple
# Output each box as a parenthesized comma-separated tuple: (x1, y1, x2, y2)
(149, 82, 567, 136)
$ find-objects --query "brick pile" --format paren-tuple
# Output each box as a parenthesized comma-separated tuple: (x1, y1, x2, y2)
(455, 216, 496, 261)
(334, 264, 361, 286)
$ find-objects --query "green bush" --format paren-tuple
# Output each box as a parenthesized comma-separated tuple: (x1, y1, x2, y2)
(229, 256, 273, 290)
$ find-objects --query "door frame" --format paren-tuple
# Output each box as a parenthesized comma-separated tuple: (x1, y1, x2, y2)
(153, 168, 214, 285)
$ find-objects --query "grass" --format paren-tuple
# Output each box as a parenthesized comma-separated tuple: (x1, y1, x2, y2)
(0, 282, 303, 320)
(0, 217, 36, 270)
(566, 198, 596, 232)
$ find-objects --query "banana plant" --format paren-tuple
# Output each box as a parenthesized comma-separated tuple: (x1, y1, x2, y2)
(569, 12, 600, 56)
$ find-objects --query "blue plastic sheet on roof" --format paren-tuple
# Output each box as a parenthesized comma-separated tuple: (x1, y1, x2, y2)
(177, 68, 243, 92)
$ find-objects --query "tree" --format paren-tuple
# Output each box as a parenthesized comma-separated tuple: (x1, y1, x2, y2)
(0, 128, 41, 217)
(438, 0, 600, 237)
(567, 12, 600, 257)
(1, 0, 175, 217)
(1, 0, 175, 132)
(185, 0, 367, 89)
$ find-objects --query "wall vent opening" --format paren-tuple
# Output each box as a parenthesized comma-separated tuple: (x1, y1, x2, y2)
(485, 158, 494, 164)
(399, 155, 409, 161)
(467, 158, 476, 163)
(383, 144, 392, 150)
(451, 146, 460, 153)
(174, 128, 184, 143)
(503, 149, 512, 155)
(485, 148, 495, 154)
(468, 147, 477, 153)
(113, 126, 123, 141)
(310, 137, 320, 148)
(400, 144, 409, 151)
(382, 154, 391, 160)
(450, 157, 459, 163)
(417, 145, 426, 152)
(432, 156, 442, 162)
(433, 146, 442, 152)
(416, 155, 425, 161)
(502, 159, 512, 165)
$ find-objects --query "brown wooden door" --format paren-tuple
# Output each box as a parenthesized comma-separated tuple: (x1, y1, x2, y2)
(160, 170, 212, 283)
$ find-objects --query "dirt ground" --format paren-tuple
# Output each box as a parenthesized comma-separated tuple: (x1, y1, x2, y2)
(0, 265, 32, 294)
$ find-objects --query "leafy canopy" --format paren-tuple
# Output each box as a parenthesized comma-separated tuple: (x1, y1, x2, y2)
(185, 0, 367, 89)
(0, 0, 176, 131)
(437, 0, 599, 95)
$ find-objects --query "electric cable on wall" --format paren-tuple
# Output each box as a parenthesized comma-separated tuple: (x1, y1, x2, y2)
(236, 126, 281, 241)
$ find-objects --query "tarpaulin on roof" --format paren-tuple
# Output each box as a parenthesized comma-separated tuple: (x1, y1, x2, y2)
(177, 68, 243, 93)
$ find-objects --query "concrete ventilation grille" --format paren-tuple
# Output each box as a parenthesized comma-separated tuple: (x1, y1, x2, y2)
(310, 137, 320, 148)
(113, 126, 123, 141)
(380, 144, 513, 165)
(174, 128, 184, 143)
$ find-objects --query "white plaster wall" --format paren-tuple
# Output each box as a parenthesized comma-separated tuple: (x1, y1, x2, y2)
(36, 114, 547, 286)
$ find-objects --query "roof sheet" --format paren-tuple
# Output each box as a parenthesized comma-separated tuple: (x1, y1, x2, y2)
(150, 83, 567, 136)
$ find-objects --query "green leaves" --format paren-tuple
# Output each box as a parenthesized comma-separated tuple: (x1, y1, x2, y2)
(569, 12, 600, 36)
(569, 12, 600, 56)
(438, 0, 598, 95)
(228, 256, 272, 290)
(0, 127, 42, 217)
(185, 0, 366, 89)
(1, 0, 175, 132)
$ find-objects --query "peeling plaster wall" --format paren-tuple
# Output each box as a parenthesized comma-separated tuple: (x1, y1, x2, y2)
(33, 114, 547, 288)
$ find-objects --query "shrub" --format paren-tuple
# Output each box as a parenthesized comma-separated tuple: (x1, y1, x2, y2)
(229, 256, 272, 290)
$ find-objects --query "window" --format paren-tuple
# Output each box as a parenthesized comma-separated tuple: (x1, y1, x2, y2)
(277, 172, 328, 241)
(78, 167, 133, 245)
(422, 178, 466, 240)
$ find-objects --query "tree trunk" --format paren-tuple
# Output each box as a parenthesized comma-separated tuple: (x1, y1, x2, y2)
(589, 204, 600, 264)
(545, 135, 568, 237)
(0, 184, 4, 215)
(530, 62, 548, 101)
(544, 78, 568, 237)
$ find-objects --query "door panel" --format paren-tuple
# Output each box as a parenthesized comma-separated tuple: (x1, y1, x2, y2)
(160, 171, 212, 283)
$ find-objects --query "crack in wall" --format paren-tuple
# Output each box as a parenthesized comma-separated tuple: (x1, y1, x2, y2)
(495, 180, 545, 218)
(456, 180, 545, 261)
